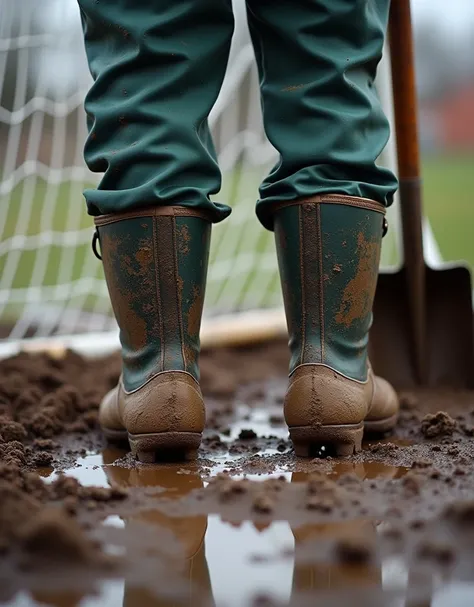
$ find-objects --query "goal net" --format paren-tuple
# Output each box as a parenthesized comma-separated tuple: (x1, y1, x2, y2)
(0, 0, 400, 349)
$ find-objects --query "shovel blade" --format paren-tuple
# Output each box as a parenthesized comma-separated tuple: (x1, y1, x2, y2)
(370, 265, 474, 389)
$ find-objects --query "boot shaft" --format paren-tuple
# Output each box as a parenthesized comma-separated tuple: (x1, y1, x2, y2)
(274, 195, 386, 381)
(95, 207, 211, 391)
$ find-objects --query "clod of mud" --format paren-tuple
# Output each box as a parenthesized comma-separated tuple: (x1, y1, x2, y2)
(31, 451, 54, 466)
(239, 429, 258, 440)
(32, 439, 58, 451)
(368, 442, 398, 453)
(0, 419, 27, 442)
(420, 411, 457, 438)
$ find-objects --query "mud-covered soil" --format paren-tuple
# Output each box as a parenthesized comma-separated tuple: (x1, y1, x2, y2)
(2, 339, 474, 605)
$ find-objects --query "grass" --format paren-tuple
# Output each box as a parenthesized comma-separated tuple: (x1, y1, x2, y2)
(1, 151, 473, 327)
(422, 153, 474, 267)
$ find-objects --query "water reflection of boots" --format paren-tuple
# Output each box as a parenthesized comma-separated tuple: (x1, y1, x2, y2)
(29, 591, 84, 607)
(327, 459, 408, 482)
(102, 448, 213, 607)
(290, 471, 382, 600)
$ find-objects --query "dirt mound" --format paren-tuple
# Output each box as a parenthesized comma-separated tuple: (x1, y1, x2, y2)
(0, 349, 127, 572)
(420, 411, 457, 438)
(0, 350, 119, 444)
(18, 508, 109, 568)
(0, 458, 126, 565)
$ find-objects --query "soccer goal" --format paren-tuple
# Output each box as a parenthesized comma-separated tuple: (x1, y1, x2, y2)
(0, 0, 437, 358)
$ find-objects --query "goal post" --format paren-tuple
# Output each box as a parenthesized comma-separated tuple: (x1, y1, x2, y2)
(0, 0, 427, 357)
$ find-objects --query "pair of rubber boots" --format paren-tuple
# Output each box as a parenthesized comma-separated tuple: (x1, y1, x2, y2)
(96, 196, 399, 462)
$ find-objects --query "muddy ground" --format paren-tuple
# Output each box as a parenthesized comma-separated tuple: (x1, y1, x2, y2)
(2, 339, 474, 606)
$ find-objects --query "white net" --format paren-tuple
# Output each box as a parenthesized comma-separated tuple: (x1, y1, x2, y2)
(0, 0, 398, 342)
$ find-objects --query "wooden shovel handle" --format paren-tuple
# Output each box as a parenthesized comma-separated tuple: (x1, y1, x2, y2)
(389, 0, 427, 383)
(389, 0, 424, 264)
(389, 0, 421, 181)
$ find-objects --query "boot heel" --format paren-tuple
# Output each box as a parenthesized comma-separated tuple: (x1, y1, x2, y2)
(290, 424, 364, 458)
(129, 432, 201, 463)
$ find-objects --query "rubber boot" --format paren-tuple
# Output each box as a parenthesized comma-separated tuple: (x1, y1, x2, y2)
(95, 206, 211, 462)
(274, 195, 399, 457)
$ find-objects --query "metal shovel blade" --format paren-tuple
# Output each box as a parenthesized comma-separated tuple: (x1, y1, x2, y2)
(370, 0, 474, 390)
(370, 265, 474, 389)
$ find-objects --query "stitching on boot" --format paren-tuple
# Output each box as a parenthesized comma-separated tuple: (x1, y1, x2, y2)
(317, 204, 325, 362)
(310, 369, 315, 425)
(170, 373, 179, 432)
(299, 204, 306, 366)
(367, 369, 377, 414)
(273, 195, 386, 216)
(290, 363, 370, 385)
(121, 370, 199, 395)
(152, 216, 165, 372)
(94, 206, 214, 226)
(172, 216, 187, 371)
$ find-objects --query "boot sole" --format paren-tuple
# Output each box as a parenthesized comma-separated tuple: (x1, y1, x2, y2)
(102, 428, 201, 462)
(129, 431, 201, 463)
(102, 427, 128, 444)
(290, 412, 398, 458)
(290, 423, 364, 457)
(364, 413, 399, 435)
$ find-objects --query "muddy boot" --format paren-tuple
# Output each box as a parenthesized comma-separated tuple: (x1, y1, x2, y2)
(274, 196, 399, 457)
(95, 207, 211, 462)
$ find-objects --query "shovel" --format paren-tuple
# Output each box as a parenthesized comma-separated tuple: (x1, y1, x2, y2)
(369, 0, 474, 389)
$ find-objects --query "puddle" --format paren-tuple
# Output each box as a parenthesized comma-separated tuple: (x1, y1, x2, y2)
(5, 407, 464, 607)
(13, 500, 474, 607)
(18, 447, 416, 607)
(222, 404, 289, 443)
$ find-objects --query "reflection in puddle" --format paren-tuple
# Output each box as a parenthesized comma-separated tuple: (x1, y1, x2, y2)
(329, 460, 410, 481)
(13, 405, 465, 607)
(206, 517, 294, 606)
(433, 583, 474, 606)
(44, 454, 109, 487)
(25, 450, 415, 606)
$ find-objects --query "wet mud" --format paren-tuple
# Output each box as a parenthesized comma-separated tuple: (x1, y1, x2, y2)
(2, 339, 474, 605)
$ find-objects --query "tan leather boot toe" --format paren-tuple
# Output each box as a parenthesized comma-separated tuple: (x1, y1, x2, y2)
(99, 371, 205, 462)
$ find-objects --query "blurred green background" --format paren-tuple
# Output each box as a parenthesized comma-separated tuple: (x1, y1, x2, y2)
(1, 0, 474, 335)
(1, 150, 473, 291)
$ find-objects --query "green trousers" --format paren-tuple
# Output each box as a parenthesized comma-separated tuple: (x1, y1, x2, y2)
(79, 0, 397, 230)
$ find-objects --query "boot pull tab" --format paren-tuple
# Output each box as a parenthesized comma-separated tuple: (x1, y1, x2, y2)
(92, 228, 102, 260)
(382, 217, 388, 238)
